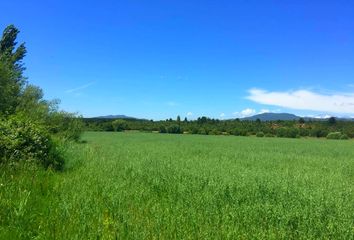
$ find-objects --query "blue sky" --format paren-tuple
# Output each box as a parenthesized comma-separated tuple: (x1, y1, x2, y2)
(2, 0, 354, 119)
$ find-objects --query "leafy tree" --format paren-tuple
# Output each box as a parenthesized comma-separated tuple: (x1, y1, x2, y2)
(0, 25, 26, 72)
(0, 61, 19, 114)
(112, 119, 127, 132)
(328, 117, 336, 125)
(198, 116, 208, 124)
(0, 25, 83, 169)
(167, 124, 181, 134)
(256, 132, 264, 137)
(159, 125, 167, 133)
(0, 25, 28, 115)
(298, 118, 305, 124)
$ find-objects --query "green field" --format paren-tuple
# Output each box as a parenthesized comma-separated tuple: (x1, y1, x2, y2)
(1, 132, 354, 239)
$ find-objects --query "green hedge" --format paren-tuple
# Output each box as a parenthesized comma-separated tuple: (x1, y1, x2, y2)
(326, 132, 349, 140)
(0, 115, 64, 170)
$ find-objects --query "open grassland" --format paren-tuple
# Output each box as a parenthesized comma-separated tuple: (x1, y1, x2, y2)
(1, 132, 354, 239)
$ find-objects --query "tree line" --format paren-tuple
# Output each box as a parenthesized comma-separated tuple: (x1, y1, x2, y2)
(83, 116, 354, 139)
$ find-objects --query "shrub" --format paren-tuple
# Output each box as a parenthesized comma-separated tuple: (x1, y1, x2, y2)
(48, 112, 83, 141)
(198, 128, 207, 135)
(310, 129, 328, 138)
(299, 128, 309, 137)
(159, 125, 167, 133)
(234, 129, 248, 136)
(326, 132, 342, 140)
(112, 119, 127, 132)
(209, 129, 221, 135)
(167, 125, 181, 134)
(265, 133, 274, 137)
(276, 127, 299, 138)
(0, 115, 64, 170)
(256, 132, 264, 137)
(340, 134, 349, 140)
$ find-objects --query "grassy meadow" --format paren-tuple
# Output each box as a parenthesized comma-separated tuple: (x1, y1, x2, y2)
(1, 132, 354, 239)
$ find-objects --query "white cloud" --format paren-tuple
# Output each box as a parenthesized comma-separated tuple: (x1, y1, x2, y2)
(187, 112, 193, 116)
(241, 108, 256, 117)
(314, 115, 332, 119)
(233, 108, 256, 118)
(259, 109, 270, 114)
(247, 88, 354, 114)
(220, 113, 225, 118)
(65, 82, 95, 93)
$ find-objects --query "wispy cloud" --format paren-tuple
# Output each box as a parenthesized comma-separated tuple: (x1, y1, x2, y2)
(247, 88, 354, 114)
(65, 82, 95, 93)
(187, 112, 193, 116)
(232, 108, 278, 118)
(220, 113, 226, 118)
(313, 114, 332, 119)
(259, 109, 270, 114)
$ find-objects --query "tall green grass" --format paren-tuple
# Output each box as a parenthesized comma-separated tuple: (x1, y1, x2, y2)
(1, 132, 353, 239)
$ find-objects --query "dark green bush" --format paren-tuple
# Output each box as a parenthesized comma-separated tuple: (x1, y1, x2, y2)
(276, 127, 299, 138)
(265, 133, 274, 137)
(198, 128, 207, 135)
(209, 129, 221, 135)
(167, 125, 181, 134)
(159, 125, 167, 133)
(310, 129, 328, 138)
(47, 112, 83, 141)
(326, 132, 342, 140)
(299, 128, 309, 137)
(340, 134, 349, 140)
(112, 119, 127, 132)
(232, 129, 248, 136)
(329, 133, 351, 140)
(256, 132, 264, 137)
(0, 115, 64, 170)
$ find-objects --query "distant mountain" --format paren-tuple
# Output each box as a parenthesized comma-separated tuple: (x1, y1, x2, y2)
(94, 115, 136, 119)
(242, 113, 300, 121)
(241, 113, 354, 121)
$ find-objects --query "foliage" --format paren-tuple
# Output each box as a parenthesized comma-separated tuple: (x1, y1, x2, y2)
(265, 133, 274, 137)
(0, 24, 26, 71)
(0, 25, 27, 116)
(326, 132, 349, 140)
(0, 61, 21, 115)
(276, 127, 299, 138)
(298, 117, 305, 124)
(256, 131, 264, 137)
(159, 125, 167, 133)
(328, 117, 336, 125)
(47, 111, 84, 141)
(167, 124, 182, 134)
(112, 119, 127, 132)
(340, 134, 349, 140)
(83, 117, 354, 140)
(0, 24, 82, 170)
(0, 114, 64, 170)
